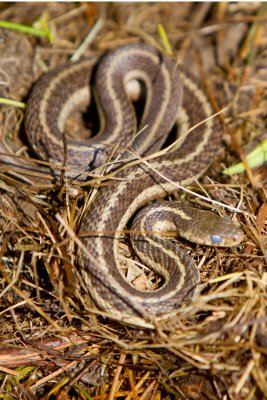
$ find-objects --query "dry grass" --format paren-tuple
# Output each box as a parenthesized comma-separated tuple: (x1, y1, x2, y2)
(0, 3, 266, 399)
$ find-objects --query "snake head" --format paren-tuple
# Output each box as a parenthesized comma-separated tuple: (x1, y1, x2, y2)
(197, 212, 244, 247)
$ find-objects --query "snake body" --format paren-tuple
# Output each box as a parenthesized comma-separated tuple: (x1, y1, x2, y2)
(25, 43, 243, 326)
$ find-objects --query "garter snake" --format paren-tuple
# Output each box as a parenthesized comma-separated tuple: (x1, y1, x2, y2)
(24, 43, 243, 327)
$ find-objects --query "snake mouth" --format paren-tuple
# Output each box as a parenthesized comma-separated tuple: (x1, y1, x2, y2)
(208, 232, 243, 247)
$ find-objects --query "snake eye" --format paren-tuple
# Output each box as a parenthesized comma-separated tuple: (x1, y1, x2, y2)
(210, 234, 222, 244)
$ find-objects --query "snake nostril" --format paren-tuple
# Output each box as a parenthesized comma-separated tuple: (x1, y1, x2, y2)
(235, 233, 243, 243)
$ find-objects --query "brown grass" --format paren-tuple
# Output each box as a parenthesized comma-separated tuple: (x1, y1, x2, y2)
(0, 3, 266, 399)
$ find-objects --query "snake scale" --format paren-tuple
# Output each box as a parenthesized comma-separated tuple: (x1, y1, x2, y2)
(24, 43, 243, 326)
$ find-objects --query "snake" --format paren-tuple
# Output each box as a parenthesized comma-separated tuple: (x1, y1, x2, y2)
(23, 43, 244, 327)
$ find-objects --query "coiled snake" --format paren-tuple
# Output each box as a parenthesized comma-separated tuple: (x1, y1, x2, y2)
(24, 43, 243, 326)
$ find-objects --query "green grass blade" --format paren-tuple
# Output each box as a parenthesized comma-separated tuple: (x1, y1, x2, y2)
(0, 19, 53, 43)
(0, 98, 25, 109)
(223, 139, 267, 175)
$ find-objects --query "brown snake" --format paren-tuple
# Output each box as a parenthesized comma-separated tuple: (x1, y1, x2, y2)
(13, 43, 244, 326)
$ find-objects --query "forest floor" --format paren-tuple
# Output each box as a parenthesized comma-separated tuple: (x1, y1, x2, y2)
(0, 3, 266, 399)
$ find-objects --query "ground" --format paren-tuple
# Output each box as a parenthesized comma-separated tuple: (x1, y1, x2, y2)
(0, 3, 266, 399)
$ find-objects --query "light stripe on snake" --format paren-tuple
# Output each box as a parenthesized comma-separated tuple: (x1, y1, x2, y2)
(24, 43, 244, 327)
